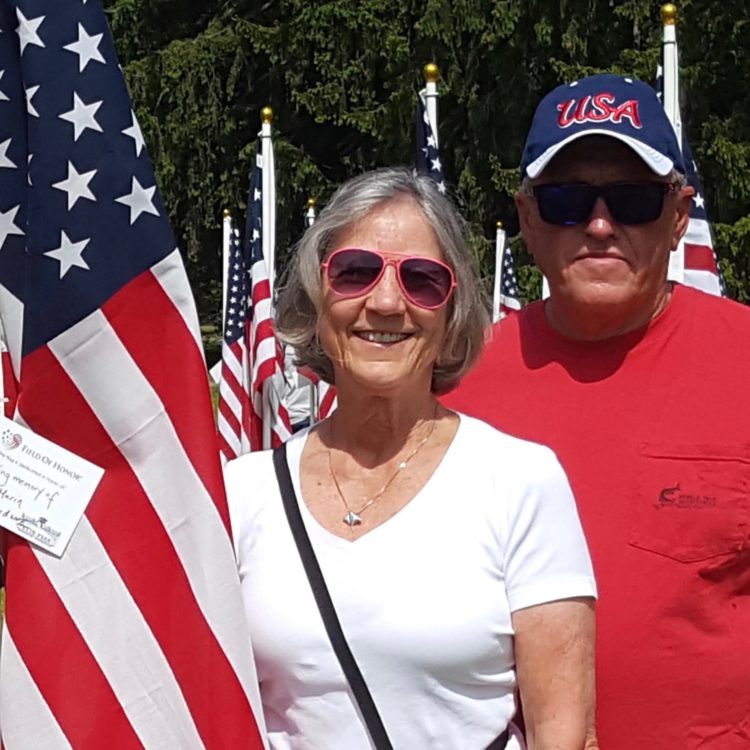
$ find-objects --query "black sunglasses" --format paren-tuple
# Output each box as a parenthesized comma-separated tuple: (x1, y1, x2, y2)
(532, 181, 680, 226)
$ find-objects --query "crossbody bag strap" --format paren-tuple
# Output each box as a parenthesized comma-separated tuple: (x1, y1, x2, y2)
(272, 444, 394, 750)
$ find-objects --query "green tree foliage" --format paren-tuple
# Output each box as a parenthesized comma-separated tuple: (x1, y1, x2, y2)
(106, 0, 750, 328)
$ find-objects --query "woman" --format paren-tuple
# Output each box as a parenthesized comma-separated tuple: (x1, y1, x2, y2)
(226, 168, 597, 749)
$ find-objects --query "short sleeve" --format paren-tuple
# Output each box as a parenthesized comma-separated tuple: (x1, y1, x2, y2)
(503, 444, 597, 612)
(224, 456, 252, 563)
(223, 451, 277, 570)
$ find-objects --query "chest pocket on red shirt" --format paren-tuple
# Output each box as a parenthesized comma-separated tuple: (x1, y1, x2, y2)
(628, 443, 750, 563)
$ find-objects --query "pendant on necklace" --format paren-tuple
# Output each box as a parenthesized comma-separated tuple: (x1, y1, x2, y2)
(343, 511, 362, 527)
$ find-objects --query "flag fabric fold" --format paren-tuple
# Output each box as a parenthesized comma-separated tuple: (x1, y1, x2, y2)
(415, 91, 446, 193)
(0, 1, 265, 747)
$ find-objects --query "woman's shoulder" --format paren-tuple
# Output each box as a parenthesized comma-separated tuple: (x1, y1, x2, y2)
(224, 447, 276, 486)
(454, 411, 559, 467)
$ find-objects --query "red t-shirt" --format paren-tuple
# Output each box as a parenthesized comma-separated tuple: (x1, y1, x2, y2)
(443, 284, 750, 750)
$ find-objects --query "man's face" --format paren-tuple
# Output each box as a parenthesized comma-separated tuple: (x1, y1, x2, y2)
(515, 137, 693, 330)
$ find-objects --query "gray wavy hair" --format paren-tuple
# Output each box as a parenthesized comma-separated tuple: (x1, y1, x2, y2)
(275, 167, 490, 394)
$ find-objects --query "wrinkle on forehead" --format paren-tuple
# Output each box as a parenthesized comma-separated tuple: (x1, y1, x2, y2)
(539, 136, 659, 184)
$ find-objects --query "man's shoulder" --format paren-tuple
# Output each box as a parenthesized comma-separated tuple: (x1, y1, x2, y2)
(675, 285, 750, 341)
(484, 302, 543, 353)
(679, 284, 750, 320)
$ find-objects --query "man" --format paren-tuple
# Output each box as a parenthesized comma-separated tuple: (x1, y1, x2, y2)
(445, 74, 750, 749)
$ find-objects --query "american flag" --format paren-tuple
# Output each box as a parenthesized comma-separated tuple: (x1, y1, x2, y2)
(217, 222, 249, 459)
(656, 61, 725, 296)
(0, 1, 265, 747)
(492, 225, 522, 321)
(415, 90, 446, 194)
(218, 146, 290, 460)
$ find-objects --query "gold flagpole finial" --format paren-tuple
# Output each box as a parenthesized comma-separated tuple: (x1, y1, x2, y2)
(661, 4, 677, 25)
(423, 63, 439, 84)
(223, 208, 231, 218)
(261, 106, 274, 125)
(306, 197, 317, 209)
(496, 220, 504, 229)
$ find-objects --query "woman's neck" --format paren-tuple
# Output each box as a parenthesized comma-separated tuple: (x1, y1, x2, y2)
(325, 386, 440, 467)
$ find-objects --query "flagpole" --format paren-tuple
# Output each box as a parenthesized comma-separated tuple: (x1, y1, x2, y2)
(304, 197, 320, 423)
(661, 3, 685, 284)
(260, 107, 275, 449)
(260, 107, 276, 301)
(492, 221, 506, 322)
(221, 209, 231, 331)
(306, 196, 317, 229)
(208, 210, 233, 385)
(661, 4, 681, 144)
(423, 63, 439, 148)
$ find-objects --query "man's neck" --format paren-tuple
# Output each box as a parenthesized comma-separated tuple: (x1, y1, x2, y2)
(544, 284, 674, 342)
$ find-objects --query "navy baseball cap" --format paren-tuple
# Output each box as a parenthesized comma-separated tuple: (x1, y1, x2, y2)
(520, 74, 685, 179)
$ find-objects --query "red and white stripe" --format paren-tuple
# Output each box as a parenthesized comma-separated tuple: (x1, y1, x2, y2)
(217, 332, 249, 460)
(0, 251, 265, 749)
(247, 243, 291, 449)
(683, 217, 723, 296)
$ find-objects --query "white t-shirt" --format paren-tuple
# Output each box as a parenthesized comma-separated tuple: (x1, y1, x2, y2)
(226, 414, 596, 750)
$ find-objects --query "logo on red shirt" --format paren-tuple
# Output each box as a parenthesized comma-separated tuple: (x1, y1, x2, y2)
(557, 93, 642, 129)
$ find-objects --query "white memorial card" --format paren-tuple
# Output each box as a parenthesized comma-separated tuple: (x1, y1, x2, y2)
(0, 417, 104, 557)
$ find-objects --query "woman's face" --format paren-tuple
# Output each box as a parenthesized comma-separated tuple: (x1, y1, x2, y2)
(318, 198, 450, 399)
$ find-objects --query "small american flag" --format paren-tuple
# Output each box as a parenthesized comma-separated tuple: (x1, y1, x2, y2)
(415, 91, 446, 194)
(493, 225, 522, 321)
(217, 223, 250, 459)
(243, 147, 291, 451)
(0, 1, 265, 746)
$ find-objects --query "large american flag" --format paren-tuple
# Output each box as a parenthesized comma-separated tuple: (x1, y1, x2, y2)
(415, 91, 446, 194)
(0, 1, 265, 747)
(656, 61, 725, 296)
(218, 148, 290, 460)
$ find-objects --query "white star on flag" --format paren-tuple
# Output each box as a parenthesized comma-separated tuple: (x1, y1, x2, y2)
(44, 230, 91, 278)
(122, 110, 145, 156)
(694, 193, 705, 209)
(15, 9, 46, 54)
(0, 205, 24, 250)
(0, 71, 9, 102)
(115, 176, 159, 224)
(59, 92, 103, 141)
(0, 139, 16, 170)
(63, 23, 105, 72)
(25, 85, 40, 117)
(52, 161, 97, 209)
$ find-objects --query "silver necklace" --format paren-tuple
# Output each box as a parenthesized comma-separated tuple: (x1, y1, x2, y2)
(327, 407, 439, 528)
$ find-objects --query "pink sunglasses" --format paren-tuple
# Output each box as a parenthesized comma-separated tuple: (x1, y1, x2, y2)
(321, 247, 457, 310)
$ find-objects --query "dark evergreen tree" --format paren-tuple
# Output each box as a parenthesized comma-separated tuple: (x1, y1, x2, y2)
(105, 0, 750, 335)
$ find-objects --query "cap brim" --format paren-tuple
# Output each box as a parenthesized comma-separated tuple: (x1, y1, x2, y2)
(525, 129, 675, 178)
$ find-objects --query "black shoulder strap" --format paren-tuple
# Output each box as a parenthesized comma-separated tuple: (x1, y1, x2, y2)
(272, 444, 394, 750)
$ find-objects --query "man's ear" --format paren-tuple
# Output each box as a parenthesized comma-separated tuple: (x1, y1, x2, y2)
(515, 190, 537, 258)
(671, 185, 695, 250)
